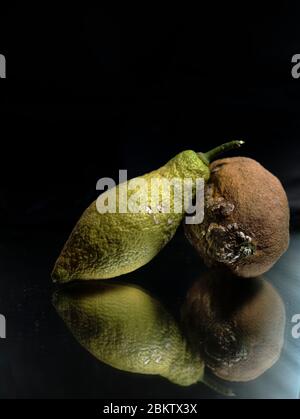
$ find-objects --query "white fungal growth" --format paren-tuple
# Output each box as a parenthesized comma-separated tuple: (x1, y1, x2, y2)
(204, 223, 255, 264)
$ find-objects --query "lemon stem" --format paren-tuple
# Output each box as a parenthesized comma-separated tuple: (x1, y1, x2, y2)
(198, 140, 245, 165)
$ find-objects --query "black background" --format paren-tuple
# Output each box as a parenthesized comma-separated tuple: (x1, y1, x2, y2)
(0, 4, 300, 399)
(0, 4, 300, 230)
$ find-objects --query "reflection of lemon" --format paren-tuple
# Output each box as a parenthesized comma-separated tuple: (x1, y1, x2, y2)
(53, 282, 204, 386)
(182, 272, 285, 382)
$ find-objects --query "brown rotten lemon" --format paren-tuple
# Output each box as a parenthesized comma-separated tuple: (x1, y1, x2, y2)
(181, 271, 286, 382)
(185, 157, 290, 278)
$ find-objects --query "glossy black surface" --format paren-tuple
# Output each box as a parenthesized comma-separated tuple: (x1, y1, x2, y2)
(0, 227, 299, 399)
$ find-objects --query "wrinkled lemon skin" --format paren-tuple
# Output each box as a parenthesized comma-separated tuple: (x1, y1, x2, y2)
(52, 151, 209, 282)
(185, 157, 290, 278)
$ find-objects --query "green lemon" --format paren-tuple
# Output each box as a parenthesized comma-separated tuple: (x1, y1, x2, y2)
(52, 141, 243, 282)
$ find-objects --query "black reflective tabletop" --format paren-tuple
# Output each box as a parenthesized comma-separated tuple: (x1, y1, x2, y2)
(0, 227, 299, 399)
